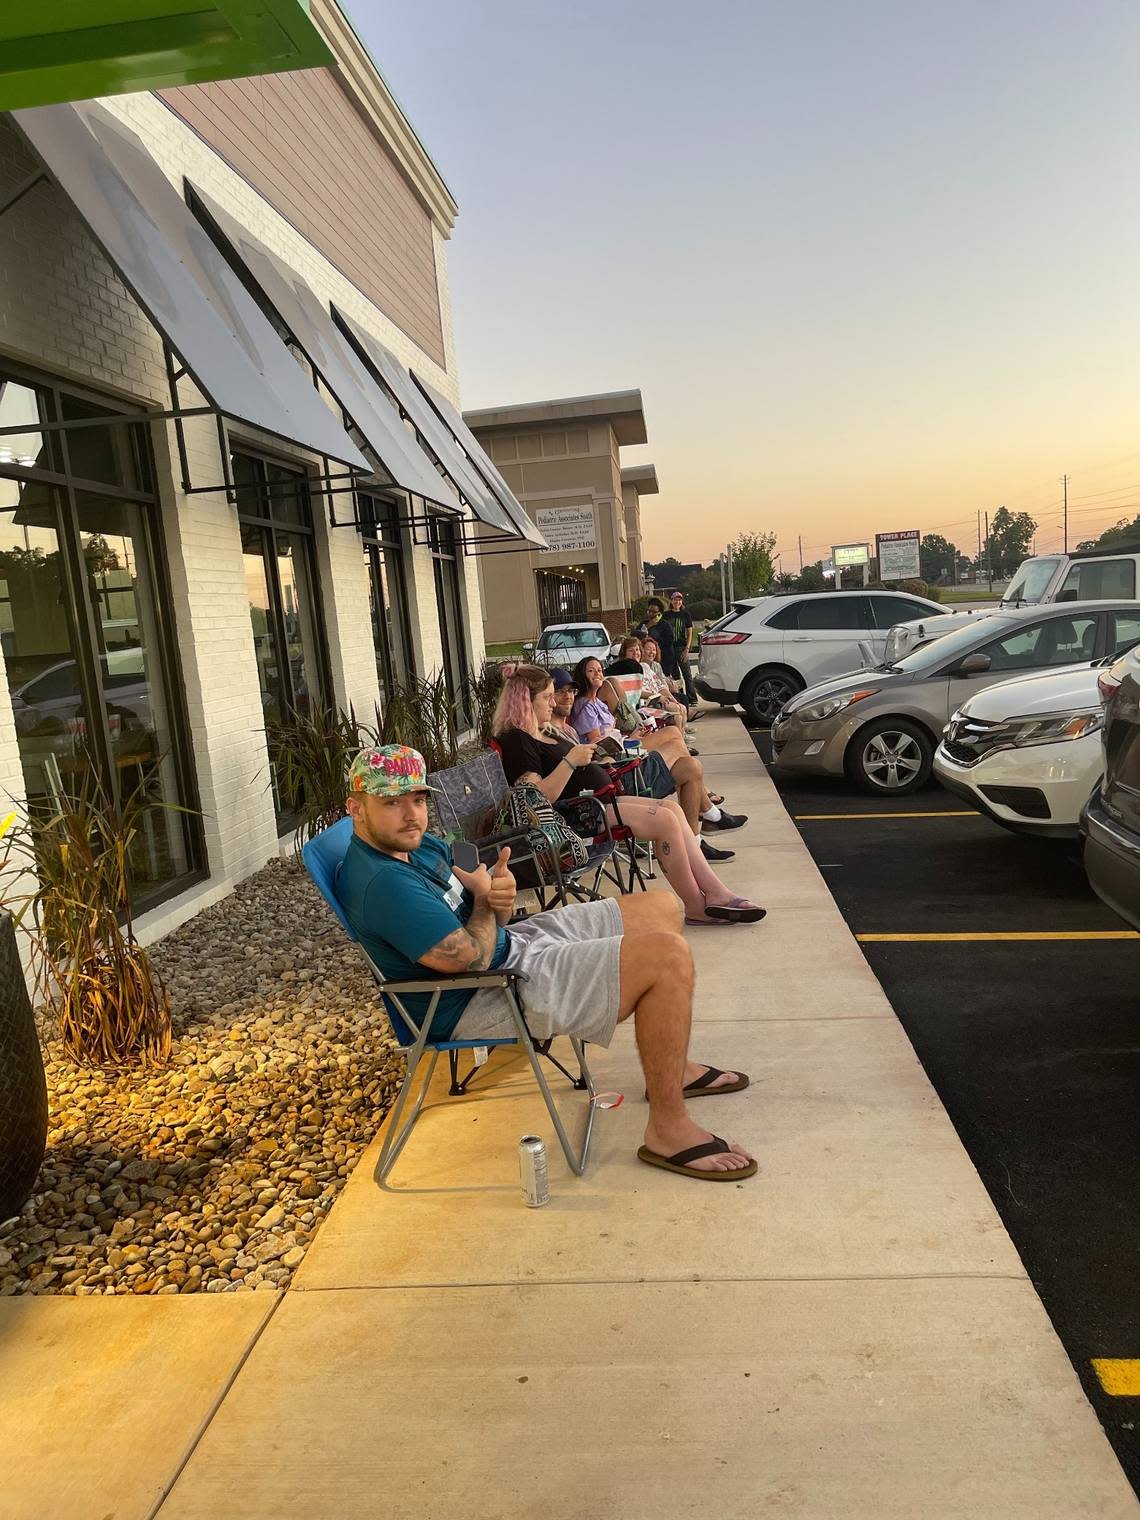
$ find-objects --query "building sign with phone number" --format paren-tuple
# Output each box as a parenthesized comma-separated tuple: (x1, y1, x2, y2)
(535, 503, 596, 555)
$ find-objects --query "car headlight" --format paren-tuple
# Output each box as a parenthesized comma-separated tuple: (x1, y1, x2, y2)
(1008, 708, 1104, 747)
(798, 688, 879, 723)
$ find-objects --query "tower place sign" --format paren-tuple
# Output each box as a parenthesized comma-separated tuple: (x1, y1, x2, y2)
(535, 503, 597, 555)
(875, 529, 921, 581)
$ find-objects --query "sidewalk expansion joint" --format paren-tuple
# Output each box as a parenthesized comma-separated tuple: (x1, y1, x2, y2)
(291, 1270, 1030, 1295)
(146, 1291, 286, 1520)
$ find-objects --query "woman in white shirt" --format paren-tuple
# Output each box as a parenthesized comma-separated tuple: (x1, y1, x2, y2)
(641, 635, 690, 727)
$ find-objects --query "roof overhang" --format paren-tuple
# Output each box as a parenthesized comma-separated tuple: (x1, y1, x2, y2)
(0, 2, 333, 111)
(464, 389, 648, 447)
(621, 464, 659, 496)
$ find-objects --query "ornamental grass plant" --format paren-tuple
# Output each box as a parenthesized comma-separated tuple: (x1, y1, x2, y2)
(1, 769, 174, 1068)
(266, 673, 463, 849)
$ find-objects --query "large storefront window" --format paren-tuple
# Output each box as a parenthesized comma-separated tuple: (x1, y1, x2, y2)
(234, 451, 329, 826)
(428, 515, 470, 729)
(0, 371, 200, 906)
(359, 493, 413, 710)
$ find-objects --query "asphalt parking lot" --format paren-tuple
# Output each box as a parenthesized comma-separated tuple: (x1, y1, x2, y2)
(749, 725, 1140, 1496)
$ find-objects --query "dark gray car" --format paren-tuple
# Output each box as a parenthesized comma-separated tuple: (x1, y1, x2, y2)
(770, 601, 1140, 796)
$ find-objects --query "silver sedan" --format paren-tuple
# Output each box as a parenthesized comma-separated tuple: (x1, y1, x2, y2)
(769, 601, 1137, 796)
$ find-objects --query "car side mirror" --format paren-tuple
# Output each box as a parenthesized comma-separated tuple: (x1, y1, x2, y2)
(952, 652, 991, 676)
(522, 642, 535, 655)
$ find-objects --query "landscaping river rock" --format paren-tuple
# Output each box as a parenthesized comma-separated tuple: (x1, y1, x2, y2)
(0, 858, 404, 1296)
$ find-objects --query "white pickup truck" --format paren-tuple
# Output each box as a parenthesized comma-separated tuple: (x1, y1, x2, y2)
(1001, 544, 1140, 607)
(885, 542, 1140, 665)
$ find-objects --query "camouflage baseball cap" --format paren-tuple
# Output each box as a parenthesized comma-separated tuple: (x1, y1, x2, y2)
(347, 745, 437, 798)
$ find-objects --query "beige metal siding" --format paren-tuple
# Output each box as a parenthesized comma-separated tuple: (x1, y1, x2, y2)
(158, 70, 446, 365)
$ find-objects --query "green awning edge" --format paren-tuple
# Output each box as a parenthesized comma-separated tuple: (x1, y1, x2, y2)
(0, 1, 333, 111)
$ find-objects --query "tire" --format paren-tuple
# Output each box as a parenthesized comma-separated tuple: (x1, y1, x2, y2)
(846, 717, 934, 796)
(740, 667, 803, 727)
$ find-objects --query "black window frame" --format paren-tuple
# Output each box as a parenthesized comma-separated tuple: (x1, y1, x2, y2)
(780, 595, 870, 632)
(0, 359, 204, 914)
(233, 447, 333, 830)
(358, 489, 415, 704)
(1109, 610, 1140, 657)
(427, 512, 471, 729)
(962, 612, 1105, 675)
(1057, 558, 1137, 602)
(868, 594, 940, 629)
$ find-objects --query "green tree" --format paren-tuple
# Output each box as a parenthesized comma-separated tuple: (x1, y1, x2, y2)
(795, 562, 827, 592)
(1075, 514, 1140, 552)
(729, 531, 777, 597)
(919, 533, 960, 584)
(983, 506, 1037, 579)
(643, 556, 688, 588)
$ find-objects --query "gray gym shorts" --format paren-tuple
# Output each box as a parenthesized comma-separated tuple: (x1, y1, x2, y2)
(451, 898, 624, 1047)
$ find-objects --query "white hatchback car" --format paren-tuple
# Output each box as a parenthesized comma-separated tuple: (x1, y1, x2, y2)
(696, 589, 944, 725)
(933, 641, 1140, 836)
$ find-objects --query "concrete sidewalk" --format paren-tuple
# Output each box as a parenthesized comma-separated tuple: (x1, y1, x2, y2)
(4, 711, 1136, 1518)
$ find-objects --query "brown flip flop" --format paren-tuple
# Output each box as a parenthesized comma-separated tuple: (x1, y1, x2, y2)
(684, 1065, 750, 1096)
(643, 1065, 750, 1101)
(637, 1135, 758, 1181)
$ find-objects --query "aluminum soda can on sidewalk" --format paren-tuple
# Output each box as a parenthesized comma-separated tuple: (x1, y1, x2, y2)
(519, 1135, 550, 1207)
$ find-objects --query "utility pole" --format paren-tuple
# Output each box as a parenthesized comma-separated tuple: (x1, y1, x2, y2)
(984, 511, 993, 591)
(797, 534, 803, 573)
(976, 510, 982, 575)
(726, 542, 736, 604)
(1061, 474, 1069, 553)
(719, 551, 726, 616)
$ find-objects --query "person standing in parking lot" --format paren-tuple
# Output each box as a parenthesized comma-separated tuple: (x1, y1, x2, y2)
(662, 590, 696, 706)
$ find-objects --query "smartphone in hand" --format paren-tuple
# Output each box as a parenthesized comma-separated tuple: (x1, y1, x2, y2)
(451, 841, 480, 873)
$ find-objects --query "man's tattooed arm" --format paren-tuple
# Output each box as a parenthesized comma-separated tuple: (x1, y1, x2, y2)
(418, 908, 499, 976)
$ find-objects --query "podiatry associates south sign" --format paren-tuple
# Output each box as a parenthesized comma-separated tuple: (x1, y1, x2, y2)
(536, 503, 597, 556)
(875, 529, 921, 581)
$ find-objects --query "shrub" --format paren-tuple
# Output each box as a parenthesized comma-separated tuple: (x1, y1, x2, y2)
(2, 769, 176, 1067)
(377, 672, 459, 775)
(266, 704, 368, 848)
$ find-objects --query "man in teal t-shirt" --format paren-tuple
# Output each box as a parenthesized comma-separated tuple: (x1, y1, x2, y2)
(335, 746, 514, 1041)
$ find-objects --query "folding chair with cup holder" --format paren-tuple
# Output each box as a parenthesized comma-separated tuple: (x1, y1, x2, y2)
(302, 817, 597, 1184)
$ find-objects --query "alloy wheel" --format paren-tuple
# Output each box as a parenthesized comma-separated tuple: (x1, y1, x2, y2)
(861, 730, 924, 790)
(745, 674, 798, 725)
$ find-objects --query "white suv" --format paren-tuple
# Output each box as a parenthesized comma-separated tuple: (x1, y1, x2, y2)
(696, 590, 944, 725)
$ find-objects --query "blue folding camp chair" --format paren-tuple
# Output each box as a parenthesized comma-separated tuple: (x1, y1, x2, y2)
(302, 817, 596, 1184)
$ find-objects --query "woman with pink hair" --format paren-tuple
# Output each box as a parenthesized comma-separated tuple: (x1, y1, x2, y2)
(491, 666, 764, 926)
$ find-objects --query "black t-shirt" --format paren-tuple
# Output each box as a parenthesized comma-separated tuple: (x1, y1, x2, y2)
(660, 608, 693, 653)
(497, 726, 610, 799)
(605, 657, 643, 675)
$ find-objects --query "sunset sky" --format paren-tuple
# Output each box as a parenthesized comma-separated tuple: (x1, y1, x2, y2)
(353, 0, 1140, 569)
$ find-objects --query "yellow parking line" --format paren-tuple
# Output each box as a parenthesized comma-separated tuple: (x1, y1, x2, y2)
(794, 811, 980, 820)
(1092, 1360, 1140, 1396)
(857, 931, 1140, 942)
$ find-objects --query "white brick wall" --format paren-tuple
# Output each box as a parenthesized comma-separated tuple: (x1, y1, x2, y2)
(0, 92, 489, 938)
